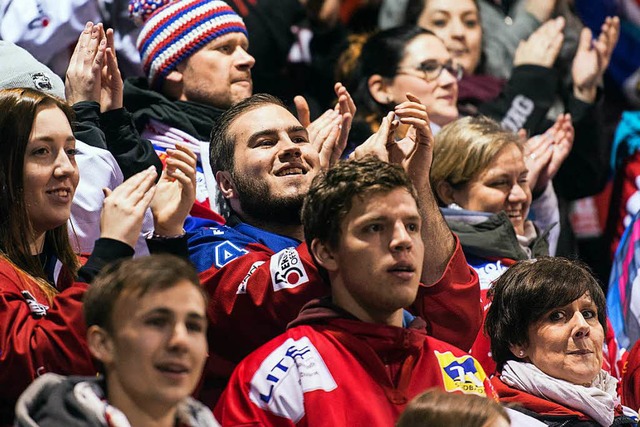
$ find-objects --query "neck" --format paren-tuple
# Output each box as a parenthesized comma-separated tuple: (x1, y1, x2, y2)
(106, 376, 177, 427)
(29, 232, 46, 255)
(108, 388, 178, 427)
(239, 212, 304, 241)
(332, 283, 404, 327)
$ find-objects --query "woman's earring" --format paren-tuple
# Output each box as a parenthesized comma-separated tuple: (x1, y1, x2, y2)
(386, 96, 392, 104)
(519, 351, 525, 358)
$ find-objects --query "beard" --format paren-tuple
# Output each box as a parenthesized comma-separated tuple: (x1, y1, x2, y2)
(231, 171, 304, 226)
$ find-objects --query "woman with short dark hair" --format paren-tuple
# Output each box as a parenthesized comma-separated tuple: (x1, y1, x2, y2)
(486, 257, 638, 426)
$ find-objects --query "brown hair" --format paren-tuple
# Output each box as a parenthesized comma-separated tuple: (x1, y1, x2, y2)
(485, 257, 607, 371)
(84, 254, 205, 334)
(396, 388, 509, 427)
(0, 88, 79, 302)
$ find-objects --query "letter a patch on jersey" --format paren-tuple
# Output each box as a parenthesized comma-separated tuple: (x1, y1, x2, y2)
(214, 241, 248, 268)
(270, 248, 309, 291)
(435, 351, 487, 396)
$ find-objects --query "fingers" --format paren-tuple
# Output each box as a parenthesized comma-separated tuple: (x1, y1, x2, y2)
(334, 82, 356, 116)
(577, 26, 593, 54)
(165, 144, 197, 186)
(294, 95, 311, 127)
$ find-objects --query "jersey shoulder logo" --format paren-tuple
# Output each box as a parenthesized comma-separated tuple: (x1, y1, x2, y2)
(269, 247, 310, 291)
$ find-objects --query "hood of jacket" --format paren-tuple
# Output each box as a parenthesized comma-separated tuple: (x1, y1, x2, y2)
(442, 208, 550, 261)
(15, 373, 220, 427)
(123, 77, 225, 141)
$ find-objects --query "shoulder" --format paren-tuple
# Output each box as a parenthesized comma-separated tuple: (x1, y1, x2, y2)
(231, 329, 337, 423)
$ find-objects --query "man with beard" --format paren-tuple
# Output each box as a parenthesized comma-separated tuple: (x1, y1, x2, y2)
(188, 93, 481, 408)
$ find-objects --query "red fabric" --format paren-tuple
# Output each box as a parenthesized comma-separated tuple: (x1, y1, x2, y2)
(196, 237, 482, 408)
(215, 318, 495, 426)
(607, 151, 640, 258)
(622, 338, 640, 410)
(0, 259, 96, 426)
(491, 375, 592, 421)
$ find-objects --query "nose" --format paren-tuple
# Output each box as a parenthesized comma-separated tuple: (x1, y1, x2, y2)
(277, 137, 302, 160)
(438, 66, 458, 86)
(53, 148, 76, 178)
(390, 222, 413, 252)
(508, 183, 528, 203)
(235, 46, 255, 69)
(449, 18, 466, 38)
(168, 322, 190, 351)
(572, 312, 591, 339)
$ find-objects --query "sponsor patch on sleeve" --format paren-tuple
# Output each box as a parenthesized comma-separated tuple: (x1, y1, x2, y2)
(236, 261, 265, 294)
(435, 351, 487, 396)
(249, 337, 337, 422)
(269, 248, 310, 292)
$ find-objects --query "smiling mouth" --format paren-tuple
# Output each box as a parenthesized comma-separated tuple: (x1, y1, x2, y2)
(156, 363, 190, 375)
(47, 188, 72, 197)
(276, 167, 306, 177)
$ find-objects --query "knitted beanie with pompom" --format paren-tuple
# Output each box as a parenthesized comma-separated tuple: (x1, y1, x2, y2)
(129, 0, 247, 89)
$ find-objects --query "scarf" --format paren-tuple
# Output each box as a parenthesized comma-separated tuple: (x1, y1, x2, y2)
(501, 361, 618, 426)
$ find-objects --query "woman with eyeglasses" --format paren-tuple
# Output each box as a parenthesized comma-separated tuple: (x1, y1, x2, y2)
(341, 26, 461, 153)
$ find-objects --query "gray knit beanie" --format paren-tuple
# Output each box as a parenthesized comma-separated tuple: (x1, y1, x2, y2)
(0, 41, 66, 99)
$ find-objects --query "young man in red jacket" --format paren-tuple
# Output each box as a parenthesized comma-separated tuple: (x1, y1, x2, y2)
(214, 157, 493, 425)
(189, 93, 482, 406)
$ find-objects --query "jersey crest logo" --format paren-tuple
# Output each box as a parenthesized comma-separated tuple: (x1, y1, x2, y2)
(214, 241, 248, 268)
(270, 248, 309, 291)
(21, 290, 49, 318)
(249, 337, 337, 422)
(435, 351, 487, 396)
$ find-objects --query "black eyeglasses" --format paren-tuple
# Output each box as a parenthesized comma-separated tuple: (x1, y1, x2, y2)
(396, 60, 464, 82)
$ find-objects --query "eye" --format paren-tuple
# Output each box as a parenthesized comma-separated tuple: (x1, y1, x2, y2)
(292, 136, 309, 144)
(406, 223, 420, 232)
(256, 139, 276, 147)
(32, 147, 50, 156)
(430, 19, 447, 28)
(66, 148, 79, 157)
(549, 311, 565, 322)
(365, 223, 382, 233)
(418, 60, 440, 73)
(488, 180, 508, 188)
(464, 18, 479, 28)
(217, 44, 233, 54)
(187, 320, 206, 333)
(145, 316, 168, 328)
(582, 309, 597, 319)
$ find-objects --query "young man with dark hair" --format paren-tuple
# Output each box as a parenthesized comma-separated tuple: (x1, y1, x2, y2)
(15, 255, 217, 427)
(214, 157, 493, 425)
(188, 93, 482, 407)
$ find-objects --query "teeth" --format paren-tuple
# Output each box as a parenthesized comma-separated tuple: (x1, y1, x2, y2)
(278, 168, 303, 176)
(49, 190, 70, 197)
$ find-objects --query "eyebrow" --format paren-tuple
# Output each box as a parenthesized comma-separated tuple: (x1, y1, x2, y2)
(143, 307, 206, 320)
(248, 125, 308, 143)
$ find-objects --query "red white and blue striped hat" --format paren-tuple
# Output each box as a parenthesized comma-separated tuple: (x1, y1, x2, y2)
(129, 0, 247, 89)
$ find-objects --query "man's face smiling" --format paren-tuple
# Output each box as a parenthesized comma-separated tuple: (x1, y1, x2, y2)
(224, 104, 321, 224)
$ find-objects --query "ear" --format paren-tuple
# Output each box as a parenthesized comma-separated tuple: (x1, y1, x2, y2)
(164, 69, 184, 85)
(310, 238, 338, 272)
(435, 181, 457, 206)
(509, 343, 528, 360)
(216, 170, 238, 200)
(368, 74, 393, 105)
(87, 325, 115, 366)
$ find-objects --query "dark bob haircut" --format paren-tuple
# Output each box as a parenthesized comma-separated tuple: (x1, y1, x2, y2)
(485, 257, 607, 371)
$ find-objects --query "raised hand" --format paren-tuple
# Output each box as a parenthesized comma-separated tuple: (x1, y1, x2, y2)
(100, 166, 157, 248)
(150, 144, 197, 236)
(296, 82, 356, 169)
(572, 16, 620, 103)
(65, 22, 106, 105)
(100, 27, 123, 112)
(513, 17, 565, 68)
(524, 113, 574, 194)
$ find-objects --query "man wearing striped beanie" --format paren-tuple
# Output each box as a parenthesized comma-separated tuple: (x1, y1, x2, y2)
(124, 0, 255, 218)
